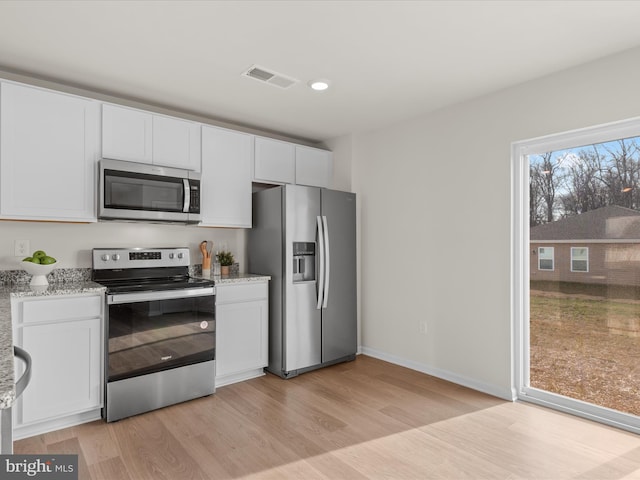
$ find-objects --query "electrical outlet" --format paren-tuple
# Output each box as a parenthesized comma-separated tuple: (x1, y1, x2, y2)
(14, 239, 30, 257)
(419, 321, 428, 335)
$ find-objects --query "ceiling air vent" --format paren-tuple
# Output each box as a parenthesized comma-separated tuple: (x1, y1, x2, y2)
(242, 65, 298, 89)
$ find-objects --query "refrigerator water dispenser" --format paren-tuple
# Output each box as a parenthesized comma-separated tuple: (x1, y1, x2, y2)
(293, 242, 316, 282)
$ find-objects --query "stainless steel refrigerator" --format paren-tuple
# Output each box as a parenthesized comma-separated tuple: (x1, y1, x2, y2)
(248, 184, 357, 378)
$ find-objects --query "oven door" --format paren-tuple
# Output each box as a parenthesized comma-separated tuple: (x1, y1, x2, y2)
(106, 287, 215, 383)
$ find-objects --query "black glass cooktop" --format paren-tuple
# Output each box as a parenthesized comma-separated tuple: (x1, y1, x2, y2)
(100, 276, 215, 294)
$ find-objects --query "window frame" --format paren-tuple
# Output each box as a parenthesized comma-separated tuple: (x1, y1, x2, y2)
(512, 115, 640, 435)
(570, 246, 589, 273)
(537, 247, 554, 271)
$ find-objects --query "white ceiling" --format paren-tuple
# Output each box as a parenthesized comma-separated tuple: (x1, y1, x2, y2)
(2, 1, 640, 143)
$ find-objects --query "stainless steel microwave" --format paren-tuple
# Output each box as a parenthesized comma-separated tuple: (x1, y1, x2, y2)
(99, 158, 201, 224)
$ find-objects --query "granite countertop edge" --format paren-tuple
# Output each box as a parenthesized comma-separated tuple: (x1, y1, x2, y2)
(196, 273, 271, 285)
(0, 280, 106, 410)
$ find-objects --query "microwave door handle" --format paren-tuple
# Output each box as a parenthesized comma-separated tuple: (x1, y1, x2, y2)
(183, 179, 190, 213)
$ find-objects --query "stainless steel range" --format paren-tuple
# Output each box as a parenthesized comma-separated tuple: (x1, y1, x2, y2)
(92, 247, 216, 422)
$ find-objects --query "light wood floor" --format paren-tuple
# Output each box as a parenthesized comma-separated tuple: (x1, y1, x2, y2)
(14, 355, 640, 479)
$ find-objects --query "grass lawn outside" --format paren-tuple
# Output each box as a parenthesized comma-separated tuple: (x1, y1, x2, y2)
(530, 281, 640, 417)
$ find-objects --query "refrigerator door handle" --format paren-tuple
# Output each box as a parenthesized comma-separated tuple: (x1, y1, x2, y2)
(316, 215, 325, 309)
(322, 215, 330, 309)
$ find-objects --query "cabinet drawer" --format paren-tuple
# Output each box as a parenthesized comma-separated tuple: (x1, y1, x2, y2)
(21, 295, 102, 324)
(216, 282, 268, 304)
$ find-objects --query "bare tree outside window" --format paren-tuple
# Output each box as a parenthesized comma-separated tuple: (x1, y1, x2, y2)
(530, 152, 563, 226)
(530, 137, 640, 224)
(560, 147, 607, 216)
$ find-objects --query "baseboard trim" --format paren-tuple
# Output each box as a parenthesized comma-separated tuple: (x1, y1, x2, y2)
(359, 346, 514, 401)
(215, 368, 265, 388)
(13, 409, 102, 441)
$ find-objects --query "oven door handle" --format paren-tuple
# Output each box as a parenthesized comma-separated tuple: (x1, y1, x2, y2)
(107, 287, 215, 305)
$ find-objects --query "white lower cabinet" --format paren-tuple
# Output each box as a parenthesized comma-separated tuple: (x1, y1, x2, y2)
(11, 294, 103, 439)
(215, 282, 268, 387)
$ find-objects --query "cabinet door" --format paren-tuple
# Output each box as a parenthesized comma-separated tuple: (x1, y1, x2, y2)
(18, 317, 102, 425)
(295, 145, 333, 188)
(102, 104, 152, 163)
(254, 136, 295, 184)
(216, 299, 268, 378)
(201, 126, 252, 227)
(153, 115, 201, 171)
(0, 82, 99, 221)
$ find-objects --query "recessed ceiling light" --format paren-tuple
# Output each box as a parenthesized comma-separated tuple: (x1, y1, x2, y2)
(309, 79, 330, 91)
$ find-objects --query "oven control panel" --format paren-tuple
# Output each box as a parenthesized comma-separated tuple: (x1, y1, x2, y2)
(92, 247, 190, 269)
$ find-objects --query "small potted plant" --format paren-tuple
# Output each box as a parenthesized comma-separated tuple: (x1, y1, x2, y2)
(216, 250, 234, 276)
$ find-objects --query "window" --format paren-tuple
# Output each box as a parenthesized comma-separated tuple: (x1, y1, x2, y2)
(571, 247, 589, 272)
(538, 247, 554, 271)
(513, 115, 640, 435)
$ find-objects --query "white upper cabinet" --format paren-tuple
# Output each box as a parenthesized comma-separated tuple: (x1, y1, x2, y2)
(254, 136, 333, 188)
(102, 104, 201, 171)
(295, 145, 333, 188)
(102, 104, 152, 163)
(153, 115, 201, 171)
(0, 82, 100, 222)
(254, 136, 295, 184)
(201, 126, 253, 228)
(0, 79, 333, 226)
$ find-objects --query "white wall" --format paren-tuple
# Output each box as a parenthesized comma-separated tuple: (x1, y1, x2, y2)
(324, 134, 353, 193)
(0, 221, 245, 271)
(350, 46, 640, 399)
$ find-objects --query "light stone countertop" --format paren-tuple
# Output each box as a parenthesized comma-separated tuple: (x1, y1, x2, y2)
(0, 293, 14, 409)
(0, 280, 106, 410)
(210, 273, 271, 285)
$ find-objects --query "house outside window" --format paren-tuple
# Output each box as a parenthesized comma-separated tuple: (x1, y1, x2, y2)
(571, 247, 589, 272)
(538, 247, 554, 271)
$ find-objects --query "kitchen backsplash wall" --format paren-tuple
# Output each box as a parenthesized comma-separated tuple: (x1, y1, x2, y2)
(0, 221, 246, 272)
